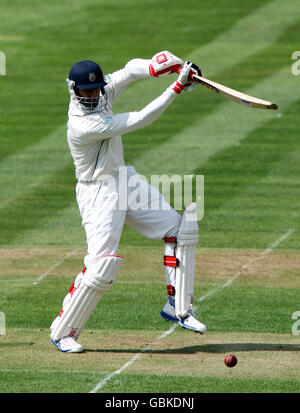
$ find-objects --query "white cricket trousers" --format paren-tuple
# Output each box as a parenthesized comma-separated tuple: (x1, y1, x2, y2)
(76, 166, 181, 271)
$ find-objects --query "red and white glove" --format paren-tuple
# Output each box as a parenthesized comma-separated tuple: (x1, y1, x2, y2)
(184, 62, 202, 91)
(171, 61, 193, 94)
(172, 62, 202, 92)
(149, 51, 183, 77)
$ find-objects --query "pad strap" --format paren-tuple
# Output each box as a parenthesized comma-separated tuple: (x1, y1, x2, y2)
(163, 237, 177, 294)
(163, 256, 179, 267)
(167, 285, 175, 296)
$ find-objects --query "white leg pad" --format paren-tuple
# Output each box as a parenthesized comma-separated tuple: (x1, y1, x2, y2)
(50, 255, 123, 342)
(175, 203, 198, 318)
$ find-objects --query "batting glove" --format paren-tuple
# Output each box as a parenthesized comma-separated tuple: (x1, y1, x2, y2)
(149, 51, 183, 77)
(171, 61, 193, 94)
(184, 62, 202, 92)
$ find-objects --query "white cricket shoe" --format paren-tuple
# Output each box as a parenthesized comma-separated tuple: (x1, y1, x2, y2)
(51, 336, 84, 353)
(160, 296, 206, 334)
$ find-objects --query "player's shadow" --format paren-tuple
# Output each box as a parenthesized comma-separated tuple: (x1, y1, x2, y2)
(85, 343, 300, 354)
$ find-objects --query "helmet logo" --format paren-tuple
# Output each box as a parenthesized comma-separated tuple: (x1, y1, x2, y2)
(89, 72, 96, 82)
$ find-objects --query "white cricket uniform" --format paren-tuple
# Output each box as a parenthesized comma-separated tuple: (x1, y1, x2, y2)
(67, 59, 181, 274)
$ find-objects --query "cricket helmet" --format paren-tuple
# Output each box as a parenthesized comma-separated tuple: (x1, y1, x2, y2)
(68, 60, 107, 90)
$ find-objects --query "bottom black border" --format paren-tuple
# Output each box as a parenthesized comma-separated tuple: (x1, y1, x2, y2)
(1, 392, 299, 410)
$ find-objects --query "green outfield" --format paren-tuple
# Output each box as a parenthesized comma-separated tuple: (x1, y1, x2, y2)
(0, 0, 300, 394)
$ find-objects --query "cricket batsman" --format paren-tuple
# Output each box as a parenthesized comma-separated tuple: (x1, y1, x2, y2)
(50, 51, 206, 353)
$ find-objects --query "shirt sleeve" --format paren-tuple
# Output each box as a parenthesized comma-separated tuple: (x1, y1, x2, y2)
(105, 58, 152, 104)
(83, 87, 177, 142)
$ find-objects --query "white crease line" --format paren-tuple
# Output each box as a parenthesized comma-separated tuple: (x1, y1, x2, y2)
(90, 354, 142, 393)
(89, 229, 295, 393)
(32, 247, 83, 285)
(90, 323, 178, 394)
(156, 323, 178, 340)
(262, 229, 295, 255)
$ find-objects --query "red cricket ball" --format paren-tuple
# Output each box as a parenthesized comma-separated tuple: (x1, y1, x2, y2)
(224, 354, 237, 368)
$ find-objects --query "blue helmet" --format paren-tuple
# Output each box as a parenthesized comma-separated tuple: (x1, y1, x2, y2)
(69, 60, 107, 90)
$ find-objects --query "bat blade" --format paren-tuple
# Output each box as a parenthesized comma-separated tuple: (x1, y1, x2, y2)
(192, 74, 278, 110)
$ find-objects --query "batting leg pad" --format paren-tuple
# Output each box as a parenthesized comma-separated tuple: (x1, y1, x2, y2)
(175, 203, 199, 318)
(50, 255, 123, 342)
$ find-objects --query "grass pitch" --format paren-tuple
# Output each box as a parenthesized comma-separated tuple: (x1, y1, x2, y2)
(0, 0, 300, 394)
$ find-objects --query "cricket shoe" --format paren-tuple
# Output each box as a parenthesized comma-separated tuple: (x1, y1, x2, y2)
(160, 296, 206, 334)
(50, 336, 84, 353)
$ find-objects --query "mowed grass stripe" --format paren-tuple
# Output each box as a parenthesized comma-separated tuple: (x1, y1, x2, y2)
(118, 0, 300, 163)
(195, 100, 300, 249)
(0, 125, 69, 209)
(0, 0, 99, 37)
(118, 0, 299, 112)
(200, 114, 300, 217)
(0, 163, 77, 245)
(187, 0, 300, 76)
(0, 0, 103, 162)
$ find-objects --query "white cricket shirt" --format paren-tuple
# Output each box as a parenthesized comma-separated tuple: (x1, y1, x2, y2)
(66, 59, 177, 183)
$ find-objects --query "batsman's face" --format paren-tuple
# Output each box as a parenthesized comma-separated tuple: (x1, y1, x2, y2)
(77, 87, 101, 109)
(78, 87, 101, 98)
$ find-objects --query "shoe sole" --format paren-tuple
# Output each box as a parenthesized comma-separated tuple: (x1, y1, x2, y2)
(178, 319, 206, 334)
(160, 310, 179, 323)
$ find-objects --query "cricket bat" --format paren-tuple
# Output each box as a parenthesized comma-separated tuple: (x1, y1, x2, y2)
(192, 73, 278, 110)
(175, 66, 278, 110)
